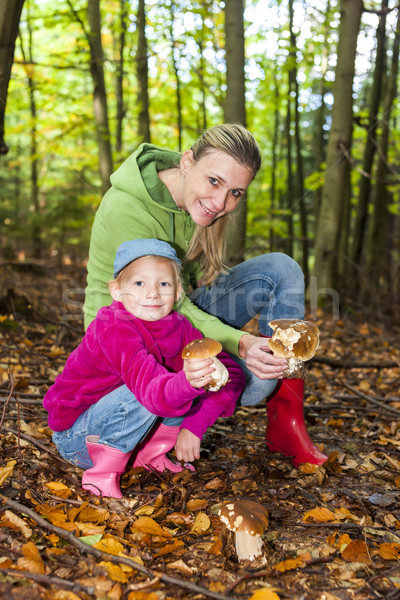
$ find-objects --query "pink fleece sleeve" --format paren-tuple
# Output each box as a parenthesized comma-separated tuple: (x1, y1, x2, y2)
(98, 324, 200, 418)
(179, 350, 245, 439)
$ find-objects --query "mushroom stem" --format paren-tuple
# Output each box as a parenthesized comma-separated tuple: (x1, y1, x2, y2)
(234, 531, 263, 561)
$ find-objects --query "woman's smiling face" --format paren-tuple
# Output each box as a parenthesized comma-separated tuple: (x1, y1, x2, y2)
(180, 150, 254, 226)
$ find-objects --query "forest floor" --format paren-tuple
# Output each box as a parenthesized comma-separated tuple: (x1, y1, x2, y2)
(0, 262, 400, 600)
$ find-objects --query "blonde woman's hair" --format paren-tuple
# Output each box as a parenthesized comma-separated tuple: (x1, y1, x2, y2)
(184, 123, 262, 285)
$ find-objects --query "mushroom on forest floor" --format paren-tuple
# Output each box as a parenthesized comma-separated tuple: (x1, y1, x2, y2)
(268, 318, 320, 378)
(181, 337, 229, 392)
(218, 499, 269, 561)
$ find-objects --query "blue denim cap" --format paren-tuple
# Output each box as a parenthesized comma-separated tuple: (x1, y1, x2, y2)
(113, 239, 181, 278)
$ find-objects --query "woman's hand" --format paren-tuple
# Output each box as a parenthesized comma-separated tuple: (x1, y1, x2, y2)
(183, 357, 215, 389)
(238, 334, 288, 380)
(175, 428, 201, 462)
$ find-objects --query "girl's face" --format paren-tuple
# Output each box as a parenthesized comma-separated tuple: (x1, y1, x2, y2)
(179, 150, 254, 226)
(109, 256, 182, 322)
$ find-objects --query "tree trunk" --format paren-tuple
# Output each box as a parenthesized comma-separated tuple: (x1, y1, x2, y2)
(19, 3, 40, 257)
(313, 0, 363, 291)
(269, 69, 280, 252)
(87, 0, 113, 195)
(365, 6, 400, 286)
(115, 0, 128, 153)
(224, 0, 246, 263)
(0, 0, 25, 154)
(351, 0, 387, 266)
(136, 0, 150, 144)
(169, 0, 182, 150)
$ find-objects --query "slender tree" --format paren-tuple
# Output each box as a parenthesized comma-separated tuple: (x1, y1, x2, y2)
(366, 6, 400, 285)
(313, 0, 363, 291)
(224, 0, 246, 262)
(115, 0, 128, 153)
(136, 0, 150, 144)
(19, 1, 40, 257)
(0, 0, 25, 154)
(87, 0, 113, 194)
(351, 0, 388, 266)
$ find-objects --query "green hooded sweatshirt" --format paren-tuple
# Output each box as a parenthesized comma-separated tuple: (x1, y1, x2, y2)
(84, 143, 246, 355)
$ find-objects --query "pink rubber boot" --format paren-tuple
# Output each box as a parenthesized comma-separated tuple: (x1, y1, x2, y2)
(82, 435, 132, 498)
(131, 424, 195, 473)
(266, 378, 328, 467)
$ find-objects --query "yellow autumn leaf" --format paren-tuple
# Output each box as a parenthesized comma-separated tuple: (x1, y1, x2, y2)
(186, 498, 209, 511)
(334, 507, 360, 523)
(130, 516, 173, 538)
(49, 345, 65, 358)
(0, 510, 32, 539)
(94, 536, 125, 556)
(341, 539, 371, 564)
(17, 541, 45, 574)
(207, 534, 223, 555)
(274, 556, 305, 573)
(248, 589, 280, 600)
(153, 539, 185, 557)
(134, 506, 155, 516)
(0, 460, 17, 486)
(51, 591, 83, 600)
(378, 542, 400, 560)
(190, 512, 210, 535)
(128, 592, 159, 600)
(98, 561, 131, 583)
(166, 559, 194, 575)
(45, 481, 72, 498)
(303, 507, 336, 523)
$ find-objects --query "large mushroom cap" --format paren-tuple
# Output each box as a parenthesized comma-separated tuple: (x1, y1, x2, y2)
(181, 338, 223, 359)
(268, 319, 320, 362)
(218, 499, 269, 561)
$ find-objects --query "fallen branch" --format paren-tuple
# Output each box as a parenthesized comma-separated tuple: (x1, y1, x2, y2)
(341, 381, 400, 416)
(1, 426, 71, 466)
(311, 356, 398, 369)
(0, 495, 237, 600)
(0, 567, 95, 596)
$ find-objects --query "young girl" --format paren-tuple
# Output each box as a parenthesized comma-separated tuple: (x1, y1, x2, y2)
(43, 239, 245, 498)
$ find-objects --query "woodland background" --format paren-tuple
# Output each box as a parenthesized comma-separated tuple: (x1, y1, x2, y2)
(0, 0, 399, 318)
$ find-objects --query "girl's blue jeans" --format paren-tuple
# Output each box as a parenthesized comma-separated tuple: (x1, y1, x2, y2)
(53, 252, 304, 467)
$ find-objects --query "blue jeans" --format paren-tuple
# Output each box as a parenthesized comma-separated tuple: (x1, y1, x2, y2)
(190, 252, 305, 407)
(52, 385, 184, 468)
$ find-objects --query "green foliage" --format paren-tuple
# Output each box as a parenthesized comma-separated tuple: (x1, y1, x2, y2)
(0, 0, 396, 291)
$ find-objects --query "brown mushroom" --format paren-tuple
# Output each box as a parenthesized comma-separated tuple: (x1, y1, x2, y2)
(268, 318, 320, 378)
(181, 338, 229, 392)
(218, 499, 269, 561)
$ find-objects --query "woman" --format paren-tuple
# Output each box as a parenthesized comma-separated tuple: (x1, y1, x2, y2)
(83, 123, 327, 468)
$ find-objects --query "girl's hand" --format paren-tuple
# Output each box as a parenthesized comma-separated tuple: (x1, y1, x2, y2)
(183, 357, 215, 389)
(238, 334, 288, 380)
(175, 428, 201, 462)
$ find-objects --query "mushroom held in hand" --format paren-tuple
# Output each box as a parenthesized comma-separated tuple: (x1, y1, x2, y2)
(182, 337, 229, 392)
(268, 318, 320, 378)
(218, 499, 269, 561)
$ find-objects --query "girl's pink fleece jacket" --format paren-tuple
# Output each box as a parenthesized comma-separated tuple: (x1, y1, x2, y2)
(43, 300, 245, 440)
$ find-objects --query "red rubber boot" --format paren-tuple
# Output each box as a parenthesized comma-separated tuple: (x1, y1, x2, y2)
(82, 435, 132, 498)
(131, 424, 196, 473)
(266, 378, 328, 467)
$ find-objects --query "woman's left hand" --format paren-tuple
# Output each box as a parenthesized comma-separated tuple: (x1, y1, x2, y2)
(238, 334, 288, 380)
(175, 428, 201, 462)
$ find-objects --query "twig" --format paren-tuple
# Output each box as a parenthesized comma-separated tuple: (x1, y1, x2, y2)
(341, 381, 400, 416)
(224, 557, 334, 593)
(0, 495, 238, 600)
(1, 426, 71, 466)
(0, 567, 95, 595)
(311, 356, 398, 368)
